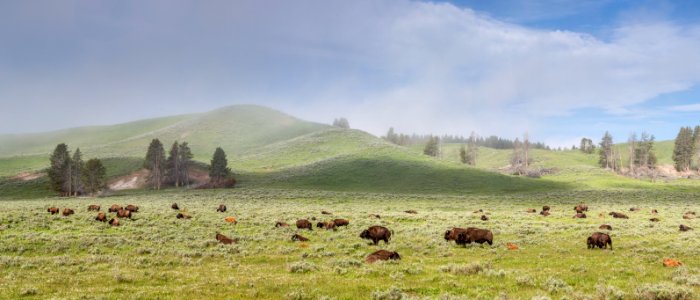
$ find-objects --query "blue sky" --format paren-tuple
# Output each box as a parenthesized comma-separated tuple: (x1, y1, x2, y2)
(1, 0, 700, 147)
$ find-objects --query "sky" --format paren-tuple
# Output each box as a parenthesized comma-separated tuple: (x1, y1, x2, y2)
(1, 0, 700, 148)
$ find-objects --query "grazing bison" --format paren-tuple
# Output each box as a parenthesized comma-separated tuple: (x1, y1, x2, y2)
(651, 209, 658, 214)
(574, 204, 588, 213)
(215, 232, 237, 244)
(62, 208, 74, 216)
(599, 224, 612, 230)
(47, 207, 60, 215)
(540, 211, 551, 216)
(95, 212, 107, 222)
(171, 203, 179, 210)
(321, 210, 332, 215)
(216, 204, 227, 212)
(125, 205, 139, 213)
(680, 224, 693, 232)
(275, 221, 290, 228)
(87, 205, 100, 211)
(587, 232, 612, 250)
(365, 250, 401, 263)
(360, 226, 392, 245)
(609, 212, 629, 219)
(333, 219, 350, 227)
(317, 221, 336, 230)
(296, 219, 313, 230)
(404, 210, 418, 214)
(444, 227, 473, 243)
(108, 204, 122, 213)
(176, 213, 191, 219)
(542, 205, 551, 212)
(117, 209, 131, 219)
(369, 214, 381, 219)
(526, 208, 536, 213)
(573, 213, 587, 219)
(291, 234, 309, 242)
(480, 215, 489, 221)
(108, 218, 120, 227)
(649, 218, 660, 222)
(456, 228, 493, 246)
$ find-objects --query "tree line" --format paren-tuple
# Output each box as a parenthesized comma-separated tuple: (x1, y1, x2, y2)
(383, 127, 549, 150)
(48, 144, 106, 196)
(672, 126, 700, 172)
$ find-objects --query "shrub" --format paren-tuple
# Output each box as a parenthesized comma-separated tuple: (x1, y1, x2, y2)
(288, 261, 317, 273)
(634, 284, 693, 300)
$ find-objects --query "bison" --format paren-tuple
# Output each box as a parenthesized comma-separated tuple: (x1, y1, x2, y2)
(540, 211, 551, 216)
(526, 208, 536, 213)
(360, 226, 392, 245)
(365, 250, 401, 263)
(216, 204, 227, 212)
(629, 207, 641, 212)
(574, 204, 588, 213)
(176, 213, 191, 219)
(108, 218, 120, 227)
(368, 214, 381, 219)
(108, 204, 122, 213)
(680, 224, 693, 232)
(444, 227, 473, 243)
(171, 203, 179, 210)
(456, 228, 493, 246)
(47, 207, 60, 215)
(609, 212, 629, 219)
(117, 209, 131, 219)
(542, 205, 551, 212)
(125, 205, 139, 213)
(317, 221, 336, 230)
(87, 205, 100, 211)
(296, 219, 313, 230)
(599, 224, 612, 230)
(215, 232, 237, 244)
(473, 209, 483, 213)
(333, 219, 349, 227)
(321, 210, 332, 215)
(62, 208, 74, 216)
(480, 215, 489, 221)
(573, 213, 587, 218)
(404, 210, 418, 214)
(275, 221, 290, 228)
(651, 209, 658, 214)
(291, 234, 309, 242)
(587, 232, 612, 250)
(95, 212, 107, 222)
(649, 218, 660, 222)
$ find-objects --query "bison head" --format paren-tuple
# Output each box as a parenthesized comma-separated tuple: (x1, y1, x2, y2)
(390, 252, 401, 260)
(444, 230, 452, 241)
(359, 230, 370, 239)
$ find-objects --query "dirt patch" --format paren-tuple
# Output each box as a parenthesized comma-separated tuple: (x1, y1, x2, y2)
(109, 169, 150, 190)
(12, 172, 43, 181)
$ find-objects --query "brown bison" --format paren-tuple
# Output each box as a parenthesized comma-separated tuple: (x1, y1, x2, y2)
(456, 228, 493, 246)
(480, 215, 489, 221)
(599, 224, 612, 230)
(333, 219, 350, 227)
(216, 204, 227, 212)
(573, 213, 587, 218)
(176, 213, 191, 219)
(540, 211, 551, 216)
(47, 207, 60, 215)
(542, 205, 551, 212)
(215, 232, 237, 244)
(404, 210, 418, 214)
(291, 234, 309, 242)
(62, 208, 74, 216)
(680, 224, 693, 232)
(108, 204, 122, 213)
(321, 210, 332, 215)
(95, 212, 107, 222)
(651, 209, 658, 214)
(360, 226, 392, 245)
(444, 227, 473, 243)
(473, 209, 483, 213)
(629, 207, 641, 212)
(526, 208, 536, 213)
(574, 204, 588, 213)
(365, 250, 401, 263)
(317, 221, 336, 230)
(369, 214, 381, 219)
(171, 203, 179, 210)
(649, 218, 660, 222)
(296, 219, 313, 230)
(125, 205, 139, 213)
(108, 218, 120, 227)
(609, 212, 629, 219)
(87, 205, 100, 211)
(275, 221, 290, 228)
(683, 212, 696, 219)
(117, 209, 131, 219)
(587, 232, 612, 250)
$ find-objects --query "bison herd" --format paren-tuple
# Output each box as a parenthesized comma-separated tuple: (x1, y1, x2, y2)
(45, 202, 696, 264)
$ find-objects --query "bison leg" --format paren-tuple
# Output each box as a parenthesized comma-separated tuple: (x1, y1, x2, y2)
(383, 237, 389, 244)
(373, 238, 379, 246)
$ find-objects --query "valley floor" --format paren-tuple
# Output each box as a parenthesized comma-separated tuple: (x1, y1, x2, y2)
(1, 188, 699, 299)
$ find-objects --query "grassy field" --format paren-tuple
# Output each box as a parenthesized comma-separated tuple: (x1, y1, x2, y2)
(1, 188, 699, 299)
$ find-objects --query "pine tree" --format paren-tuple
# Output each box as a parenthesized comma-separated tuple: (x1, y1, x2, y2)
(466, 131, 478, 165)
(144, 139, 166, 190)
(423, 136, 440, 157)
(459, 145, 467, 164)
(71, 148, 84, 196)
(82, 158, 106, 196)
(48, 143, 71, 195)
(179, 142, 193, 186)
(673, 127, 694, 172)
(332, 118, 350, 129)
(598, 131, 614, 169)
(693, 126, 700, 170)
(166, 141, 181, 187)
(209, 147, 231, 182)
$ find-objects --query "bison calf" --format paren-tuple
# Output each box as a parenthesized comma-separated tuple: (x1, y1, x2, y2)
(587, 232, 612, 250)
(215, 232, 237, 244)
(456, 228, 493, 246)
(108, 218, 120, 226)
(62, 208, 74, 216)
(317, 221, 336, 230)
(47, 207, 60, 215)
(574, 204, 588, 213)
(296, 219, 313, 230)
(95, 212, 107, 222)
(609, 212, 629, 219)
(366, 250, 401, 263)
(360, 226, 392, 245)
(87, 205, 100, 211)
(176, 213, 191, 219)
(480, 215, 489, 221)
(217, 204, 227, 212)
(542, 205, 551, 212)
(291, 234, 309, 242)
(171, 203, 179, 210)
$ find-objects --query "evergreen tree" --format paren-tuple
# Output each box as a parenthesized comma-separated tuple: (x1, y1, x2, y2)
(579, 138, 595, 154)
(466, 131, 478, 165)
(179, 142, 193, 186)
(82, 158, 106, 196)
(71, 148, 84, 196)
(511, 138, 524, 170)
(48, 143, 71, 195)
(598, 131, 614, 169)
(166, 141, 181, 187)
(144, 139, 166, 190)
(332, 118, 350, 129)
(459, 145, 467, 164)
(673, 127, 694, 172)
(209, 147, 231, 182)
(423, 136, 440, 157)
(693, 126, 700, 170)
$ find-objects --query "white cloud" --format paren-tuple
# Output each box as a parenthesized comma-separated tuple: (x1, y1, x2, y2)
(669, 103, 700, 112)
